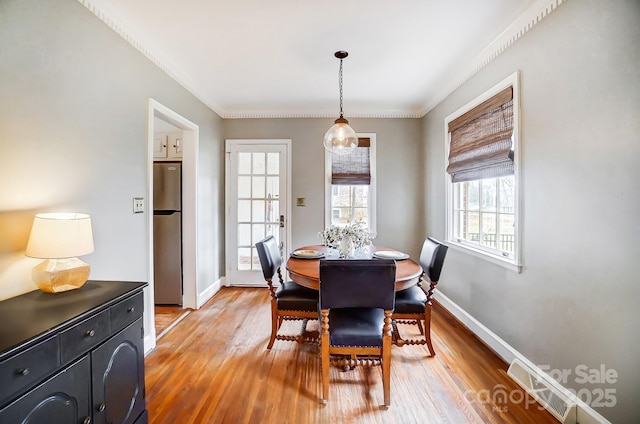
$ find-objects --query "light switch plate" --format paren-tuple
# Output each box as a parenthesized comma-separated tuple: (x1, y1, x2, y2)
(133, 197, 144, 213)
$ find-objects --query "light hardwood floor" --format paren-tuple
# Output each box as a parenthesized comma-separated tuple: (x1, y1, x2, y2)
(144, 287, 557, 423)
(154, 305, 191, 340)
(154, 305, 184, 334)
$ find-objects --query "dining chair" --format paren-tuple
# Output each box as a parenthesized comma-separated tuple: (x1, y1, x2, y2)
(319, 259, 396, 407)
(392, 237, 448, 356)
(255, 235, 319, 349)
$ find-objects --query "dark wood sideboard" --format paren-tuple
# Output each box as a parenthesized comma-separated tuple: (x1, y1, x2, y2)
(0, 280, 148, 424)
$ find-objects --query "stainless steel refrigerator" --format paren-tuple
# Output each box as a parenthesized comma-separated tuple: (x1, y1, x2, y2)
(153, 162, 182, 305)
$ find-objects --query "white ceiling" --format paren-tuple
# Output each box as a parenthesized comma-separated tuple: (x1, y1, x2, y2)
(91, 0, 549, 118)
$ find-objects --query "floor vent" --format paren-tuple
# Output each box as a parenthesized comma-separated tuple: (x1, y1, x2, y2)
(507, 358, 576, 423)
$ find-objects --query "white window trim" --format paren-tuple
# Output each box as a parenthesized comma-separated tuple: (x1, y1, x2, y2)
(324, 133, 377, 238)
(444, 72, 522, 272)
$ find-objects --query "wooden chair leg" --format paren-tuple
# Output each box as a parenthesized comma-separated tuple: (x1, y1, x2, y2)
(321, 351, 329, 404)
(382, 311, 392, 407)
(425, 304, 435, 356)
(267, 301, 278, 350)
(321, 311, 330, 404)
(382, 351, 391, 407)
(416, 319, 424, 335)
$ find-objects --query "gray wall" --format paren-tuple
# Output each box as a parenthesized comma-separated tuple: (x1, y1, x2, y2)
(0, 0, 225, 301)
(422, 1, 640, 422)
(224, 117, 424, 255)
(3, 0, 638, 421)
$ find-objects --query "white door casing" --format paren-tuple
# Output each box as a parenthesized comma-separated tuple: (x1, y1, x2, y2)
(145, 99, 199, 354)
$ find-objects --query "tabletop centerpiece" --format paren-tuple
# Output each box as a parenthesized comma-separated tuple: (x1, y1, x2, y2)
(318, 222, 372, 258)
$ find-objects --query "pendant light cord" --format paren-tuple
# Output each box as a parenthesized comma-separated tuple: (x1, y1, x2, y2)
(338, 58, 344, 118)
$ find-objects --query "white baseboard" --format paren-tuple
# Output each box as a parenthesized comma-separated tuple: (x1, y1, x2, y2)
(228, 282, 267, 288)
(434, 289, 515, 363)
(221, 274, 268, 288)
(433, 289, 611, 424)
(155, 310, 191, 341)
(144, 334, 155, 355)
(197, 278, 223, 309)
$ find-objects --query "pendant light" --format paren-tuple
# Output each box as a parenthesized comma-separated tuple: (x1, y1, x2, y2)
(323, 51, 358, 155)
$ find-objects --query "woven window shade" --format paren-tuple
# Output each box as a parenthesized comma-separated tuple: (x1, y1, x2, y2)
(447, 87, 514, 183)
(332, 137, 371, 185)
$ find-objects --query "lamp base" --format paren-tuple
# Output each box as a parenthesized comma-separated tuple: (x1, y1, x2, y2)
(32, 258, 91, 293)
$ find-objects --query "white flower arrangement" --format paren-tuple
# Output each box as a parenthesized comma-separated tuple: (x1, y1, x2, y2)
(318, 222, 372, 249)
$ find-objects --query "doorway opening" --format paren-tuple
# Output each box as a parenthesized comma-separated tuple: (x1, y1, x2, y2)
(145, 99, 199, 352)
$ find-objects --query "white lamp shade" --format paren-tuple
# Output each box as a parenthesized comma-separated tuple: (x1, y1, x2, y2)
(323, 121, 358, 155)
(26, 213, 94, 259)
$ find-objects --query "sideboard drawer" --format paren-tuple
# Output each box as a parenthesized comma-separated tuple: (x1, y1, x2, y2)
(0, 336, 59, 405)
(0, 356, 91, 424)
(111, 292, 144, 333)
(60, 309, 110, 363)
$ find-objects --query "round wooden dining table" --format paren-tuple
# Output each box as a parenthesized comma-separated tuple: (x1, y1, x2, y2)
(286, 244, 423, 291)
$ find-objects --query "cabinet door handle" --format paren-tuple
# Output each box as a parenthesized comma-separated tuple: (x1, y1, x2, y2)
(17, 368, 29, 376)
(97, 403, 106, 412)
(83, 417, 91, 424)
(86, 329, 96, 337)
(127, 307, 135, 313)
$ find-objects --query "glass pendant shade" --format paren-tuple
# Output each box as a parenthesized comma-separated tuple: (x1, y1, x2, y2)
(323, 116, 358, 155)
(325, 51, 357, 155)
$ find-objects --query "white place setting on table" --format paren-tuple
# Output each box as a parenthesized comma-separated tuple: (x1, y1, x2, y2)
(290, 246, 411, 261)
(371, 250, 410, 260)
(290, 249, 326, 259)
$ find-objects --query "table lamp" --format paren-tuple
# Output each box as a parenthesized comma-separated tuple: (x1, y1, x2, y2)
(25, 213, 94, 293)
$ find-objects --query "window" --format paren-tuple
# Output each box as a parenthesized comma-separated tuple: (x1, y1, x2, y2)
(325, 134, 377, 236)
(453, 176, 515, 256)
(445, 73, 520, 270)
(331, 185, 369, 225)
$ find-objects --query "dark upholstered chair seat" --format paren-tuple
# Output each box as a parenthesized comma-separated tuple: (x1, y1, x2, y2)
(394, 285, 427, 314)
(327, 307, 384, 347)
(276, 281, 318, 311)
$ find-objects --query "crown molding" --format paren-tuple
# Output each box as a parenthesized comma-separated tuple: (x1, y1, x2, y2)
(77, 0, 225, 116)
(220, 111, 423, 119)
(79, 0, 564, 120)
(418, 0, 566, 116)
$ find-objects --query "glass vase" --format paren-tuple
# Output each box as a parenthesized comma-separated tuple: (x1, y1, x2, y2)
(338, 236, 354, 259)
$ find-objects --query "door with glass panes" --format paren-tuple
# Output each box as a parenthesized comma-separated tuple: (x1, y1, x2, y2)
(226, 141, 289, 286)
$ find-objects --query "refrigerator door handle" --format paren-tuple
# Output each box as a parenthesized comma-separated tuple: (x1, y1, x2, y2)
(154, 210, 178, 215)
